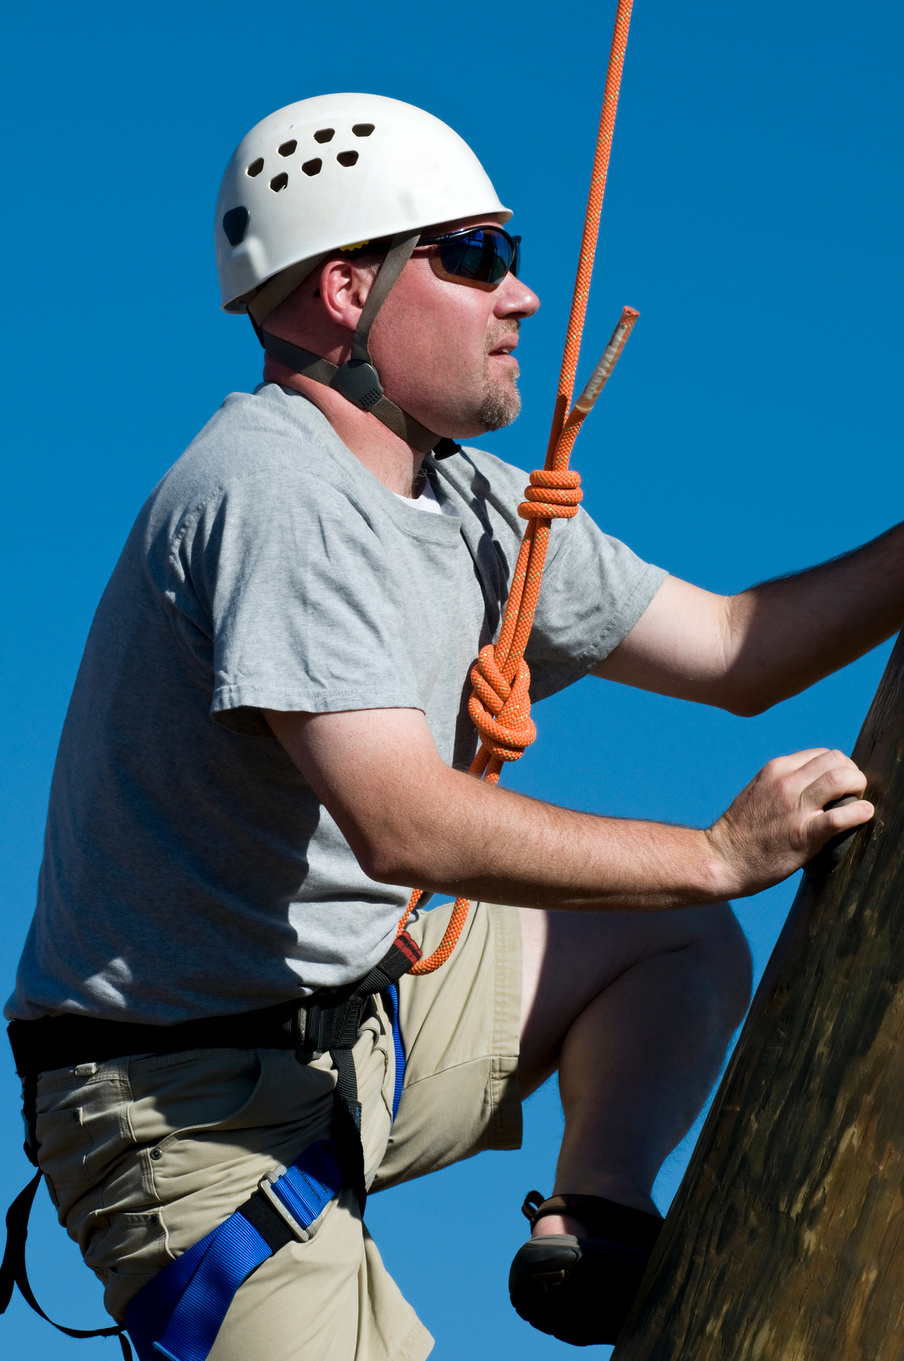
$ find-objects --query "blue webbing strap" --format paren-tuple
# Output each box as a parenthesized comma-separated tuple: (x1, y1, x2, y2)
(385, 984, 405, 1121)
(124, 995, 406, 1361)
(151, 1215, 273, 1361)
(125, 1136, 344, 1361)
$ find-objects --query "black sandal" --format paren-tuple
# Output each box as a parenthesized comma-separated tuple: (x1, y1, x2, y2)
(508, 1190, 663, 1346)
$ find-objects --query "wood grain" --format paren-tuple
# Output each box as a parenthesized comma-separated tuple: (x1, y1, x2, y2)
(613, 631, 904, 1361)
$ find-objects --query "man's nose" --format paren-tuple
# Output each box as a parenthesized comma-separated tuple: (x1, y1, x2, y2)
(496, 274, 540, 318)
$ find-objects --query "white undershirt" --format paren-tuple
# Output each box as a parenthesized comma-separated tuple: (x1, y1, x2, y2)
(392, 479, 444, 514)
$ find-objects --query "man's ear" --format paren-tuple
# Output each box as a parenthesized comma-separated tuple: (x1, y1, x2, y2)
(317, 257, 375, 330)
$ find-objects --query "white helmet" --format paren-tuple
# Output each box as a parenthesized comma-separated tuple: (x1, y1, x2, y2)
(215, 93, 511, 318)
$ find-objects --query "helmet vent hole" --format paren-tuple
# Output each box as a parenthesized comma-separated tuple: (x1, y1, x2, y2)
(313, 128, 335, 144)
(246, 158, 264, 177)
(222, 206, 250, 246)
(337, 151, 358, 167)
(352, 123, 374, 137)
(269, 172, 289, 192)
(278, 139, 297, 157)
(302, 158, 322, 177)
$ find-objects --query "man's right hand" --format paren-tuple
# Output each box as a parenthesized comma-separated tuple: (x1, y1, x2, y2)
(705, 748, 872, 899)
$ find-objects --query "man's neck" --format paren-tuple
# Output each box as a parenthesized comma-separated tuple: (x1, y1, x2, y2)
(264, 362, 426, 498)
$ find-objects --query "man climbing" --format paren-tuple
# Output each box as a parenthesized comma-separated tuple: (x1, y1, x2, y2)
(4, 93, 897, 1361)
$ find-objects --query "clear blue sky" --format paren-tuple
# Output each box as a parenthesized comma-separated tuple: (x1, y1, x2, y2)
(2, 1, 902, 1357)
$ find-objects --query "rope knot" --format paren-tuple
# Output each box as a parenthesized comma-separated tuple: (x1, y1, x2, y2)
(518, 468, 583, 521)
(467, 644, 536, 762)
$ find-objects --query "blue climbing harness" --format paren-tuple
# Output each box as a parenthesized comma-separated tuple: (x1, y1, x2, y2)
(124, 983, 406, 1361)
(2, 934, 420, 1361)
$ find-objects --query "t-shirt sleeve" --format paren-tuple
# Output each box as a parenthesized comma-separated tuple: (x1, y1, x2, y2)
(169, 474, 425, 735)
(525, 506, 668, 700)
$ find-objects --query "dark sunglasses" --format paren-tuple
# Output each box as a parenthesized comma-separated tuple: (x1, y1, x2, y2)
(417, 225, 521, 286)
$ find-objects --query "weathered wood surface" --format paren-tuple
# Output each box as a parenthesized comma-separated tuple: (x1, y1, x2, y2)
(613, 631, 904, 1361)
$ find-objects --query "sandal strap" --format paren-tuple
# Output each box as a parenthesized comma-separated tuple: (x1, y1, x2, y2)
(521, 1190, 546, 1223)
(519, 1190, 663, 1250)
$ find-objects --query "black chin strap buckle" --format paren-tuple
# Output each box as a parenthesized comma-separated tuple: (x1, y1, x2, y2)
(333, 358, 384, 411)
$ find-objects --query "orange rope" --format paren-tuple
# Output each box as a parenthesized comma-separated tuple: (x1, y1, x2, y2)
(399, 0, 637, 975)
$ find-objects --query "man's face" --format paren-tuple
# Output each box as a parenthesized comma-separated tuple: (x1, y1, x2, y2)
(368, 218, 541, 440)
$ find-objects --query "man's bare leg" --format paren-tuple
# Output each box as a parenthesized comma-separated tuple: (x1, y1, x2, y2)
(517, 903, 752, 1236)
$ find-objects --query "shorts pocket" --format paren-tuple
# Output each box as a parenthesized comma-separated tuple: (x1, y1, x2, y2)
(34, 1106, 93, 1212)
(126, 1047, 265, 1147)
(35, 1064, 130, 1218)
(82, 1208, 170, 1280)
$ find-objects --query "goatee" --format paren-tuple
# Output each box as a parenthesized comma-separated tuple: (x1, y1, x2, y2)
(478, 384, 522, 431)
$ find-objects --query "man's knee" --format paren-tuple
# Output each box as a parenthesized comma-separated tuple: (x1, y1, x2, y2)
(518, 903, 753, 1095)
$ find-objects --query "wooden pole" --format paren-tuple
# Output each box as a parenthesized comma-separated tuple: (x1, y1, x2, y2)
(613, 632, 904, 1361)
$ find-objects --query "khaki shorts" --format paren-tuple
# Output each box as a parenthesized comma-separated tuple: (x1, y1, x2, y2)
(32, 902, 523, 1361)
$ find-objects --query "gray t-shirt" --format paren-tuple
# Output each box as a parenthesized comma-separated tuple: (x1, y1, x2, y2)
(8, 385, 666, 1024)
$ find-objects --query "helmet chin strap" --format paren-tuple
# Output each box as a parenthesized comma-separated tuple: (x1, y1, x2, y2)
(260, 231, 462, 459)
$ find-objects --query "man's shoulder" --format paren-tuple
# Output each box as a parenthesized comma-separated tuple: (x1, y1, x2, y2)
(172, 383, 347, 492)
(143, 385, 363, 535)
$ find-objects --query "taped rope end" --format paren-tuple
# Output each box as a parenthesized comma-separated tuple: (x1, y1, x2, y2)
(573, 306, 640, 414)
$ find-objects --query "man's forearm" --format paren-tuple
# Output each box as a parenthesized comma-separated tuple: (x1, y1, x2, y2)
(265, 708, 871, 914)
(727, 521, 904, 714)
(362, 767, 726, 912)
